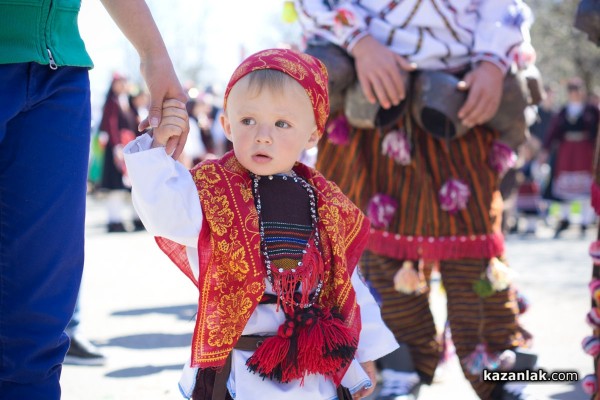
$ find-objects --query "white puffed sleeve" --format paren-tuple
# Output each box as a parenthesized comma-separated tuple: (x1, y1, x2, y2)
(472, 0, 533, 72)
(123, 133, 202, 248)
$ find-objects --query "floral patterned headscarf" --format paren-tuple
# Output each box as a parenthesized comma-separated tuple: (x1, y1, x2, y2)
(223, 48, 330, 136)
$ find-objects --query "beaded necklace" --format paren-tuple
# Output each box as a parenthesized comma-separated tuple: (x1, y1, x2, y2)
(251, 172, 324, 309)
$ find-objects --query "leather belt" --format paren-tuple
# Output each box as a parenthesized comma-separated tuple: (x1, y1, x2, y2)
(211, 335, 271, 400)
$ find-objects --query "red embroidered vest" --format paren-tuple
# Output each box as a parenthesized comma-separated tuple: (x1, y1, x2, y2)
(156, 152, 370, 381)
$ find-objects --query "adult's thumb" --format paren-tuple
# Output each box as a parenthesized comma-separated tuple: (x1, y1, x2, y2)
(396, 54, 417, 72)
(457, 72, 473, 91)
(138, 103, 162, 132)
(147, 103, 162, 128)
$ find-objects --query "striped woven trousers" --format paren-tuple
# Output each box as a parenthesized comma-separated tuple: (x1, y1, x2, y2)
(361, 252, 523, 399)
(316, 118, 526, 399)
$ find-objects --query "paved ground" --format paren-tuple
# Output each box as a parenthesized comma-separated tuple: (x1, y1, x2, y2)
(60, 196, 595, 399)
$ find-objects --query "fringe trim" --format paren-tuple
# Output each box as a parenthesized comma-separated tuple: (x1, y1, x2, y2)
(270, 243, 325, 314)
(367, 229, 504, 260)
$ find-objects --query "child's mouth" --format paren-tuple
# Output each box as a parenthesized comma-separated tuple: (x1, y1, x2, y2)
(252, 153, 272, 163)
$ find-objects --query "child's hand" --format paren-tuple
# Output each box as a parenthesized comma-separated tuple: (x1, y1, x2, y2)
(353, 360, 377, 399)
(151, 99, 189, 156)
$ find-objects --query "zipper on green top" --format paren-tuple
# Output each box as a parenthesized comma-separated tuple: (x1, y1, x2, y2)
(47, 48, 58, 70)
(43, 0, 57, 69)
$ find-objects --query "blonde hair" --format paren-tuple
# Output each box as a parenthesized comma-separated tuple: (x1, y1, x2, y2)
(224, 69, 308, 114)
(244, 69, 297, 95)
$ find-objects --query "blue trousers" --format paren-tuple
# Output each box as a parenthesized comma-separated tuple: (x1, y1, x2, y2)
(0, 63, 90, 399)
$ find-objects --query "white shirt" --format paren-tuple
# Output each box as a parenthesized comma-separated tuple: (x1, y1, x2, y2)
(294, 0, 533, 72)
(124, 134, 399, 399)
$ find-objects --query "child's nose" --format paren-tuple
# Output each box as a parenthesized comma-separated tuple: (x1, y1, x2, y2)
(255, 125, 273, 144)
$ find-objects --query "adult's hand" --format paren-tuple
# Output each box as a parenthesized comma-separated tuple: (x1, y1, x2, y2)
(138, 55, 188, 156)
(457, 61, 504, 128)
(99, 0, 189, 159)
(350, 35, 416, 109)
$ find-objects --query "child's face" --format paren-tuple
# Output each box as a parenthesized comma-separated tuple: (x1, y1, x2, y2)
(221, 75, 320, 176)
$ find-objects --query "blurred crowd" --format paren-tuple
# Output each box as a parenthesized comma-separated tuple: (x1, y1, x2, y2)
(87, 76, 229, 234)
(503, 77, 599, 239)
(87, 71, 600, 241)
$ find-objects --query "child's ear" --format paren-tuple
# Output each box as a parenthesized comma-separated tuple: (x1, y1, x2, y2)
(220, 112, 233, 141)
(305, 128, 320, 150)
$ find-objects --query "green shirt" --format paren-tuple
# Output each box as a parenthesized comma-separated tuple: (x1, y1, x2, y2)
(0, 0, 93, 68)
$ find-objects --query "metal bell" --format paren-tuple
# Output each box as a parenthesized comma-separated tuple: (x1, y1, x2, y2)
(344, 75, 408, 129)
(523, 64, 545, 106)
(487, 69, 531, 149)
(410, 70, 469, 140)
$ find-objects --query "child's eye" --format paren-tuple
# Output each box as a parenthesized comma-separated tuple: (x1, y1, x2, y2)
(241, 118, 255, 126)
(275, 120, 290, 128)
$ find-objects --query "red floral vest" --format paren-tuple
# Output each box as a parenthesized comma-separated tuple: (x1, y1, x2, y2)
(156, 152, 370, 382)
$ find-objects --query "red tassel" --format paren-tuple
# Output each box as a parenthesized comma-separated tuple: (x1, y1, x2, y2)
(297, 310, 326, 375)
(280, 336, 301, 383)
(319, 310, 357, 386)
(247, 304, 356, 385)
(246, 323, 292, 381)
(321, 313, 355, 354)
(295, 309, 356, 385)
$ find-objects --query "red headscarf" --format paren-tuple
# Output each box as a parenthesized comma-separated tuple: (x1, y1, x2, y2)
(223, 48, 330, 135)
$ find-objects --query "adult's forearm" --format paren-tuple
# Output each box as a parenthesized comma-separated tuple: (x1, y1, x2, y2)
(99, 0, 169, 61)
